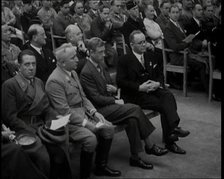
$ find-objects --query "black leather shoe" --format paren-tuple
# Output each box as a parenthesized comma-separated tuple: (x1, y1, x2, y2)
(173, 127, 190, 138)
(166, 143, 186, 154)
(145, 144, 168, 156)
(167, 133, 179, 142)
(129, 157, 153, 169)
(94, 165, 121, 177)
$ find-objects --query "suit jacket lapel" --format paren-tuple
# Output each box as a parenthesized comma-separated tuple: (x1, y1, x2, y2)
(87, 61, 107, 89)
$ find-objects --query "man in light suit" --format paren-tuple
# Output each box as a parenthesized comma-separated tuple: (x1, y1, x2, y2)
(45, 43, 121, 178)
(116, 30, 190, 155)
(80, 37, 168, 170)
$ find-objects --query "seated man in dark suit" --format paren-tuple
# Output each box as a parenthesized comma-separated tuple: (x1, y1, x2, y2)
(80, 37, 168, 170)
(45, 43, 121, 178)
(117, 30, 190, 155)
(24, 24, 57, 83)
(164, 4, 208, 91)
(155, 0, 171, 33)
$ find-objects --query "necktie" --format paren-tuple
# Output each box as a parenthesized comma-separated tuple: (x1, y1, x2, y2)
(176, 23, 184, 33)
(29, 79, 34, 87)
(40, 49, 45, 59)
(140, 55, 145, 68)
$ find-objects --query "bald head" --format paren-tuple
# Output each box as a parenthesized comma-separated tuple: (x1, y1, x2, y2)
(28, 24, 46, 47)
(65, 24, 83, 46)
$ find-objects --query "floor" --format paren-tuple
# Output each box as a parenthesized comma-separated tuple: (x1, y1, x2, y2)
(89, 88, 221, 179)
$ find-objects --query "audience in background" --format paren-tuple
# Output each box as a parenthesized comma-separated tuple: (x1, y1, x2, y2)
(71, 1, 92, 38)
(53, 0, 74, 36)
(1, 25, 20, 83)
(1, 0, 16, 26)
(90, 4, 118, 68)
(65, 24, 89, 75)
(37, 0, 57, 31)
(156, 0, 171, 32)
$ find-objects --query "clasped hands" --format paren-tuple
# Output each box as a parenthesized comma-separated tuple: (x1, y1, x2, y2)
(106, 84, 124, 105)
(139, 80, 160, 93)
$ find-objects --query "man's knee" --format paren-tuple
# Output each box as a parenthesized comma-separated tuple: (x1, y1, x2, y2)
(97, 125, 114, 139)
(82, 134, 97, 152)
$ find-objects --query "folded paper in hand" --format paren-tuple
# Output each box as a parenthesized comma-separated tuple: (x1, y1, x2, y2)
(50, 114, 71, 130)
(183, 31, 200, 43)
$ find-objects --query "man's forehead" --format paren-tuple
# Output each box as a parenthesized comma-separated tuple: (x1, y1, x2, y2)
(134, 33, 145, 41)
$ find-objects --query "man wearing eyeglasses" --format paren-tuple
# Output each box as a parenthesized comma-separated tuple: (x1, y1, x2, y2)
(117, 30, 190, 155)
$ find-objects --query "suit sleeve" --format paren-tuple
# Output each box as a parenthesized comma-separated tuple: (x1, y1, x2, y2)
(1, 82, 31, 132)
(80, 71, 115, 107)
(164, 26, 189, 51)
(91, 20, 111, 41)
(116, 56, 140, 92)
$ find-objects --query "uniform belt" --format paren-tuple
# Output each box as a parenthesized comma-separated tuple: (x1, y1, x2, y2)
(20, 115, 43, 125)
(70, 102, 83, 108)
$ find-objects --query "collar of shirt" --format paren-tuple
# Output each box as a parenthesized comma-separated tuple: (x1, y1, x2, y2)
(64, 69, 72, 77)
(18, 72, 34, 84)
(169, 18, 179, 27)
(91, 9, 97, 15)
(89, 58, 99, 69)
(30, 44, 42, 55)
(132, 51, 144, 64)
(193, 17, 200, 26)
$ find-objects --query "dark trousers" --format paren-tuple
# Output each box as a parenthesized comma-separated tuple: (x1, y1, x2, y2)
(97, 103, 155, 155)
(125, 88, 180, 144)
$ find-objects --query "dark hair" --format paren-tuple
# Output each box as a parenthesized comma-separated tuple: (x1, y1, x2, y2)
(87, 37, 105, 52)
(18, 49, 36, 64)
(193, 3, 202, 10)
(203, 4, 213, 10)
(129, 30, 143, 44)
(169, 4, 180, 12)
(70, 0, 84, 14)
(160, 0, 171, 8)
(98, 4, 110, 12)
(59, 0, 70, 7)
